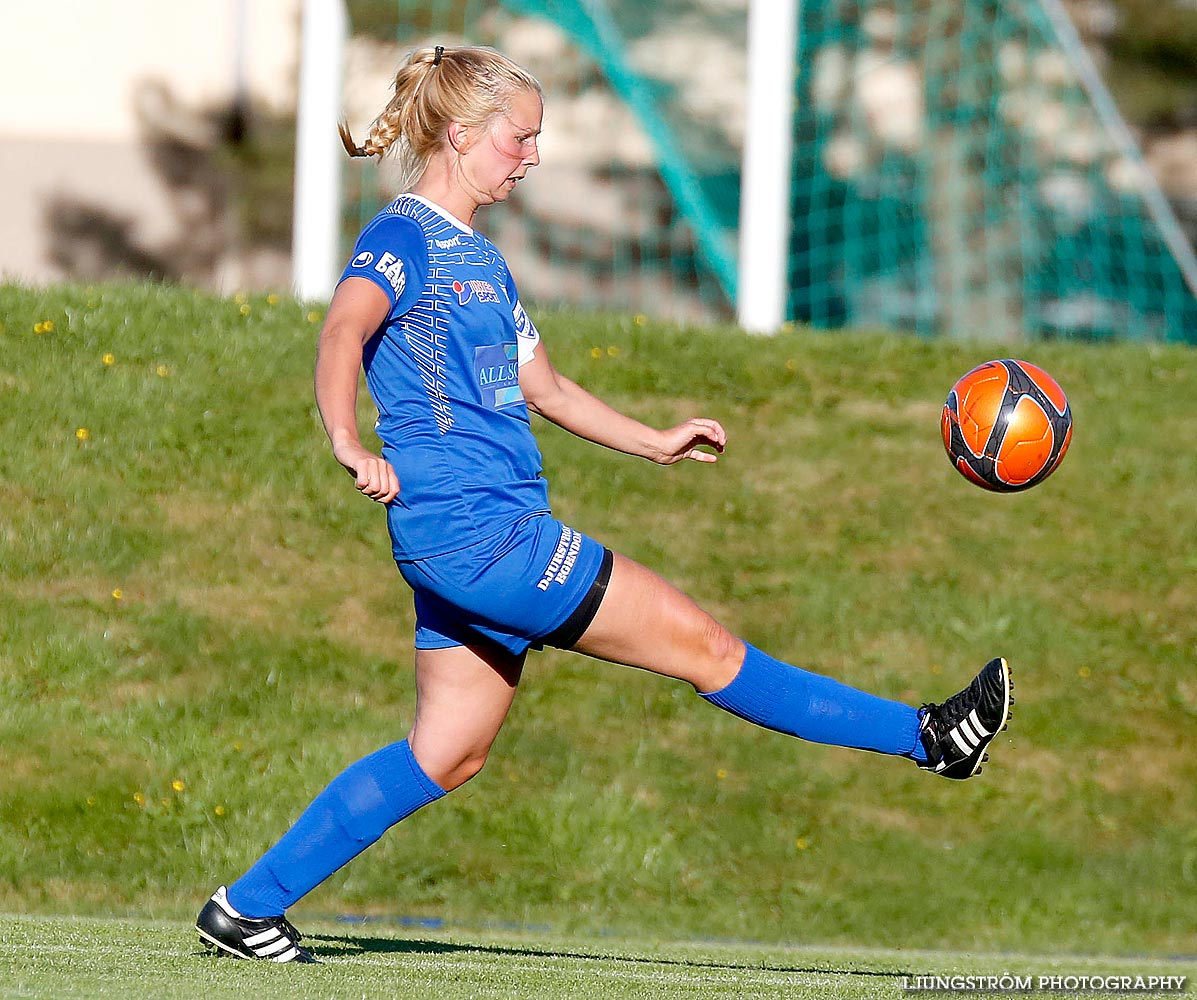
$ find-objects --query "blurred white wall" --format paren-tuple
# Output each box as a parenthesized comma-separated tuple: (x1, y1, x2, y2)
(0, 0, 301, 288)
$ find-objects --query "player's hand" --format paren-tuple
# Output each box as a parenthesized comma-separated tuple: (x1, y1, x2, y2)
(332, 441, 400, 503)
(650, 418, 727, 465)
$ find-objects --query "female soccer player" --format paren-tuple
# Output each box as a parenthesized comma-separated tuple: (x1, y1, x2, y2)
(197, 45, 1011, 964)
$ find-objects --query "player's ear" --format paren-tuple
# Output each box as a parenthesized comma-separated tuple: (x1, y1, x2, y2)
(447, 121, 469, 152)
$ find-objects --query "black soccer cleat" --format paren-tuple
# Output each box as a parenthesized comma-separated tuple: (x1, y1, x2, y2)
(917, 657, 1012, 779)
(196, 885, 318, 963)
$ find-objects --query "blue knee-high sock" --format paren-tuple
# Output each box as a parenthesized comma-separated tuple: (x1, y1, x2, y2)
(701, 644, 926, 759)
(227, 739, 445, 917)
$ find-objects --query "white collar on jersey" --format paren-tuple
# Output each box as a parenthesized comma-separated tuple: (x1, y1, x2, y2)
(403, 193, 475, 236)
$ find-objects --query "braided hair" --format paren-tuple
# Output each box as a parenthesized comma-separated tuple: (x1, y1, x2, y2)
(339, 45, 542, 190)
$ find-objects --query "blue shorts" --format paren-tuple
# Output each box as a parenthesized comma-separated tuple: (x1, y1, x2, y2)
(396, 513, 612, 656)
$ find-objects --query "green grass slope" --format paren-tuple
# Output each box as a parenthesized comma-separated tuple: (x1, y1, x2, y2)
(0, 283, 1194, 957)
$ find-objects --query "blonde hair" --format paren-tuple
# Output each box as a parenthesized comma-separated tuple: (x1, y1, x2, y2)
(339, 45, 542, 188)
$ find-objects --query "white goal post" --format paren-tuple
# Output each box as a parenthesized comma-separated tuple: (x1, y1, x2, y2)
(292, 0, 348, 302)
(736, 0, 799, 334)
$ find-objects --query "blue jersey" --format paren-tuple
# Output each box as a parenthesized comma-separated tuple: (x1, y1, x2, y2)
(339, 194, 549, 559)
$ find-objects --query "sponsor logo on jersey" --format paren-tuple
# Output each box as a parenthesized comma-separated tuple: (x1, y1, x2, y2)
(433, 235, 463, 250)
(474, 343, 523, 410)
(374, 252, 406, 295)
(453, 278, 500, 305)
(351, 250, 374, 268)
(537, 525, 583, 591)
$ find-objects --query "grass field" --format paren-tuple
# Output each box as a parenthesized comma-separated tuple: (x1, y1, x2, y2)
(1, 282, 1196, 978)
(1, 913, 1192, 1000)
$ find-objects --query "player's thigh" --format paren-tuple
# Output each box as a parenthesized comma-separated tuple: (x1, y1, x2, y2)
(571, 552, 744, 694)
(408, 643, 525, 789)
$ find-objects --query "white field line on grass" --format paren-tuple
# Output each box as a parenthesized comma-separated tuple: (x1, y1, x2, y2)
(348, 950, 849, 990)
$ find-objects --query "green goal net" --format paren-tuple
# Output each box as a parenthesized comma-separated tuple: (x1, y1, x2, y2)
(344, 0, 1197, 342)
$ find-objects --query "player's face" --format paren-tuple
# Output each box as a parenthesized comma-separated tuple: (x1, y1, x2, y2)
(467, 88, 542, 204)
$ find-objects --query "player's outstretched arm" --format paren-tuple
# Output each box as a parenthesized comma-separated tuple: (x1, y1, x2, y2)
(314, 278, 400, 503)
(519, 344, 726, 465)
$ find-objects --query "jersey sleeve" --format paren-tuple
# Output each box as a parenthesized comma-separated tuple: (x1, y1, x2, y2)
(338, 214, 427, 316)
(503, 270, 541, 367)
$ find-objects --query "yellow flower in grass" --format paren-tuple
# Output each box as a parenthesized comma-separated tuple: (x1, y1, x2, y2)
(589, 347, 603, 359)
(156, 364, 171, 378)
(132, 791, 146, 806)
(239, 303, 252, 316)
(102, 353, 116, 366)
(34, 320, 55, 334)
(75, 427, 90, 442)
(214, 805, 227, 817)
(171, 779, 186, 793)
(111, 588, 124, 601)
(307, 310, 323, 324)
(266, 293, 280, 305)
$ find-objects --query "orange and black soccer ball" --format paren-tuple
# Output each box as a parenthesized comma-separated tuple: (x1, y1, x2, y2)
(941, 359, 1072, 492)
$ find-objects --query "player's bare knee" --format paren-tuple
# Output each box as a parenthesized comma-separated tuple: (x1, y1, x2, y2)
(697, 618, 745, 691)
